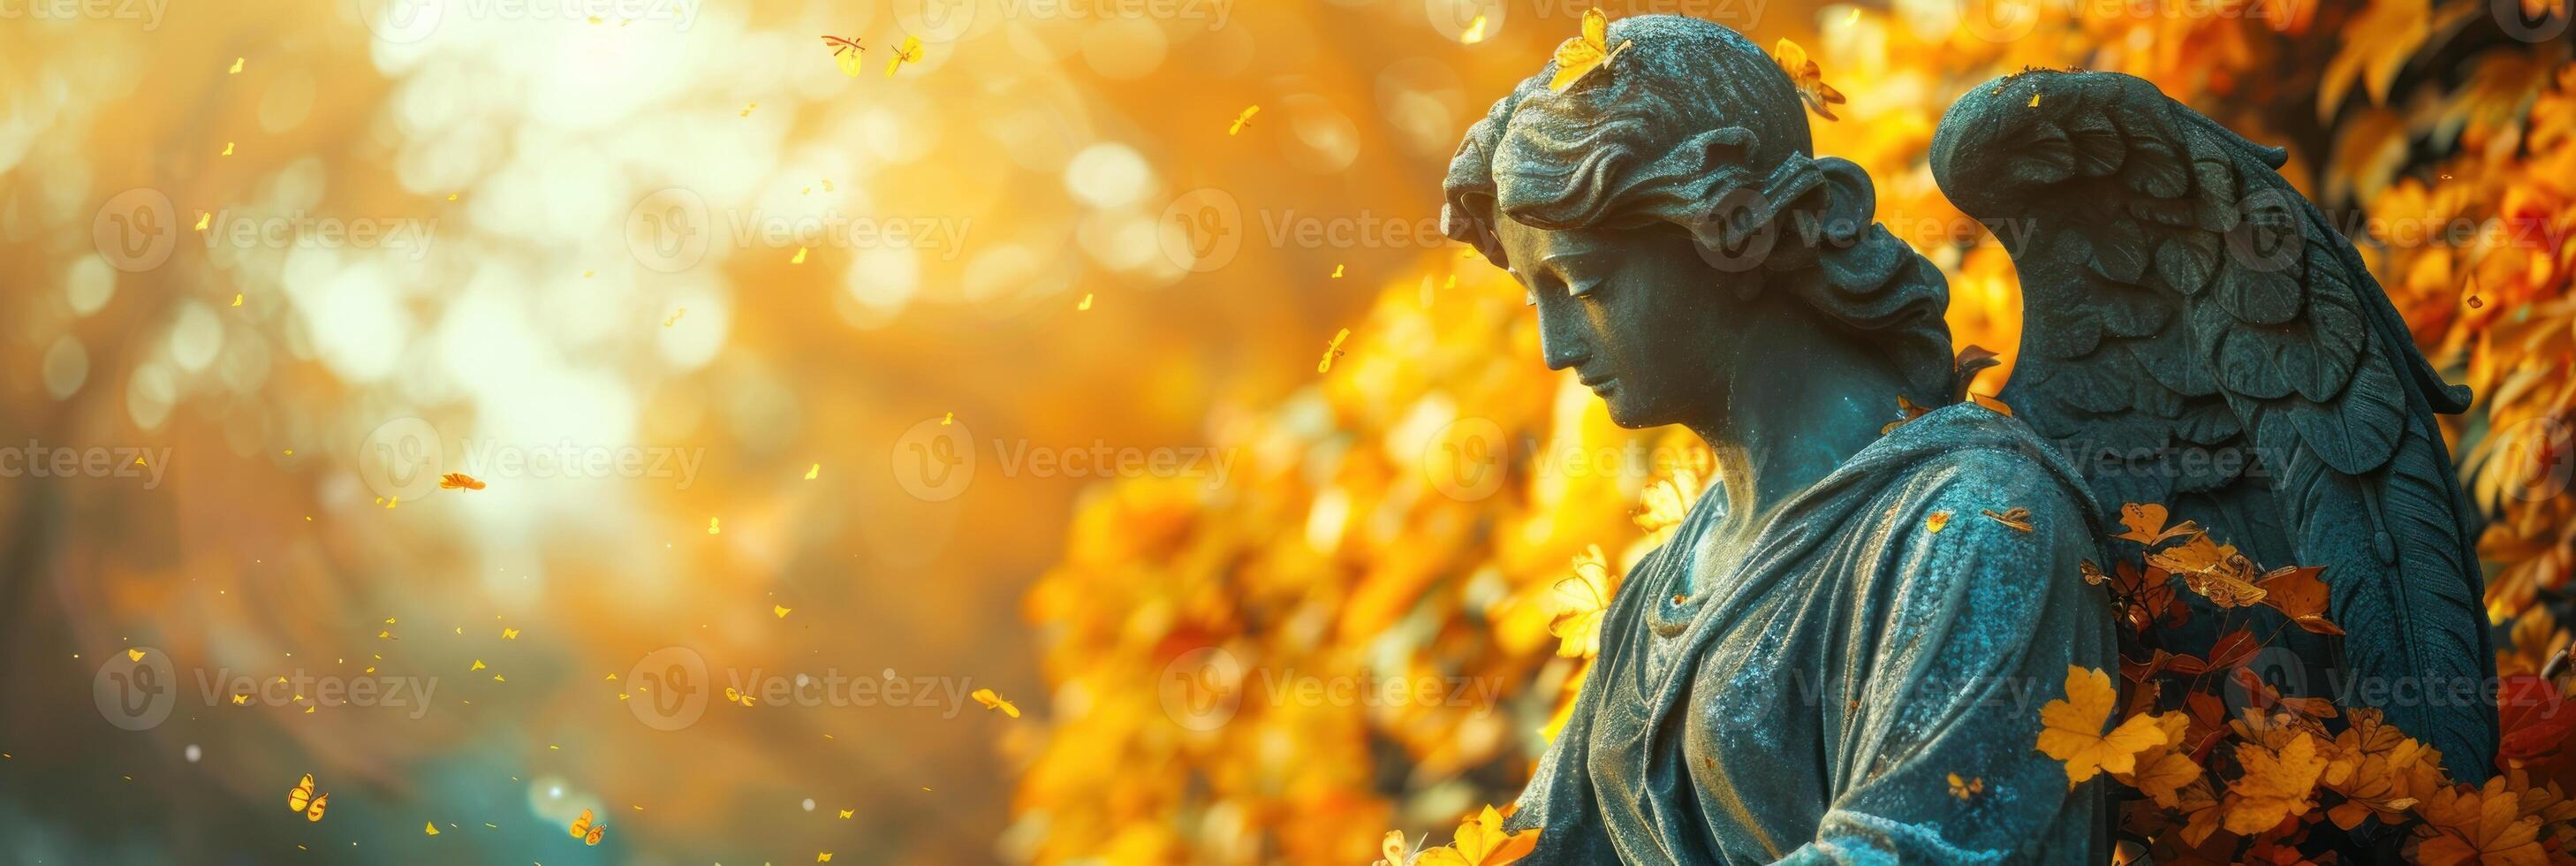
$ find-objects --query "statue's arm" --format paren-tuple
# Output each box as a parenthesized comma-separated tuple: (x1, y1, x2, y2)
(1781, 452, 2116, 864)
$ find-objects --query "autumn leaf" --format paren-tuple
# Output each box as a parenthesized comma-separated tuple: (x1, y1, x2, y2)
(2497, 674, 2576, 771)
(2113, 503, 2201, 545)
(1881, 395, 1933, 435)
(1417, 805, 1539, 866)
(2220, 729, 2328, 834)
(1769, 37, 1845, 121)
(2322, 709, 2429, 830)
(1548, 545, 1616, 659)
(2110, 712, 2203, 809)
(2254, 565, 2342, 635)
(2317, 0, 2479, 118)
(2037, 665, 2171, 784)
(2413, 775, 2549, 863)
(2147, 535, 2266, 609)
(1982, 507, 2034, 533)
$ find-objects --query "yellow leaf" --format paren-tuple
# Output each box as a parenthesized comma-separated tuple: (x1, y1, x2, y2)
(1927, 511, 1951, 533)
(1547, 546, 1615, 659)
(2220, 732, 2328, 834)
(804, 463, 819, 480)
(2035, 666, 2169, 784)
(1417, 805, 1539, 866)
(425, 823, 439, 835)
(774, 604, 792, 619)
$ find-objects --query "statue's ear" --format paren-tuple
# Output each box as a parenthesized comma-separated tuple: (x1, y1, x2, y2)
(1809, 156, 1875, 247)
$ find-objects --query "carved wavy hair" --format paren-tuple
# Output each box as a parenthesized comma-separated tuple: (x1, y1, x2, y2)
(1441, 14, 1956, 402)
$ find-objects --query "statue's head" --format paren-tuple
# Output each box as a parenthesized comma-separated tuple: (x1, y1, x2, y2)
(1442, 14, 1952, 429)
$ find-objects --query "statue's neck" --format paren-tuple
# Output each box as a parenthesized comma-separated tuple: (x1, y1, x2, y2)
(1686, 322, 1912, 545)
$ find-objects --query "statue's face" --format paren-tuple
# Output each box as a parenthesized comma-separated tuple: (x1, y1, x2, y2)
(1496, 216, 1736, 429)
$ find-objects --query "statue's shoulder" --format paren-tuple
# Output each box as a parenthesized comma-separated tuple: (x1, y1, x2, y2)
(1868, 403, 2100, 541)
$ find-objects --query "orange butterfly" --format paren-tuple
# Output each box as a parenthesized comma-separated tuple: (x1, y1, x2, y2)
(569, 808, 605, 846)
(438, 472, 485, 490)
(288, 773, 329, 822)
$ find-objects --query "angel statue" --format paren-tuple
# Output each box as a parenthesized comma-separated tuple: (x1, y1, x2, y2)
(1438, 11, 2494, 864)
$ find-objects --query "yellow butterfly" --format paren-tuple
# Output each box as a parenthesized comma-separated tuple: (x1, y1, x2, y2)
(1317, 328, 1351, 373)
(885, 35, 922, 77)
(288, 773, 329, 822)
(1549, 8, 1631, 93)
(1228, 105, 1259, 136)
(569, 808, 605, 845)
(970, 687, 1020, 718)
(1769, 38, 1845, 121)
(1373, 829, 1417, 866)
(1947, 772, 1985, 800)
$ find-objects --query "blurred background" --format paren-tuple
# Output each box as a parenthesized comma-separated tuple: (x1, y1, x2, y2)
(2, 0, 2572, 862)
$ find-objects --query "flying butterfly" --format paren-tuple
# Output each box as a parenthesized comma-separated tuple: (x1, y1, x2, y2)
(885, 35, 923, 77)
(569, 808, 606, 845)
(288, 773, 330, 822)
(1549, 8, 1631, 93)
(1228, 105, 1259, 136)
(970, 687, 1020, 718)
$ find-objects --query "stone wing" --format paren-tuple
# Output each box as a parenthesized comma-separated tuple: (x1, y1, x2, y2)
(1930, 70, 2495, 771)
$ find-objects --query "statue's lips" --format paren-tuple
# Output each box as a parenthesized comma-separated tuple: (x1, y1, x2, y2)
(1580, 375, 1618, 394)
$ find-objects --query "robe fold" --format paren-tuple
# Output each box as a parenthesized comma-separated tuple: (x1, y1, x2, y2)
(1504, 404, 2117, 864)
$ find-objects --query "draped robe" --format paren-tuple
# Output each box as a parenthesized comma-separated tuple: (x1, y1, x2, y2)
(1504, 404, 2117, 863)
